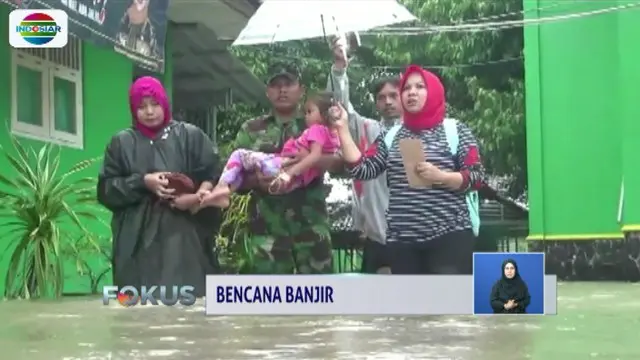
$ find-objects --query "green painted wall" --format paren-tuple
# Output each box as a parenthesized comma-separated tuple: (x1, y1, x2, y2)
(618, 4, 640, 229)
(0, 4, 135, 295)
(524, 0, 638, 239)
(164, 25, 173, 102)
(523, 0, 544, 238)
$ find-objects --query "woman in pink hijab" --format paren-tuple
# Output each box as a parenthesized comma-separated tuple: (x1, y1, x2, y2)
(97, 76, 220, 297)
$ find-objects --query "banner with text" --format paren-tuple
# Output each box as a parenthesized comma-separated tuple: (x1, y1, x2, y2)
(4, 0, 169, 72)
(205, 275, 558, 316)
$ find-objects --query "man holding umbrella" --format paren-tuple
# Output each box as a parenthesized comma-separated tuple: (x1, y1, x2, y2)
(233, 61, 341, 274)
(325, 38, 402, 273)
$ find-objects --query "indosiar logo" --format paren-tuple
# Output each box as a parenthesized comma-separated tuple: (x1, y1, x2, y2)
(9, 9, 68, 48)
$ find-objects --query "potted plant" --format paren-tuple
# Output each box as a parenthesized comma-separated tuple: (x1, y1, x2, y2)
(63, 233, 112, 295)
(0, 136, 101, 299)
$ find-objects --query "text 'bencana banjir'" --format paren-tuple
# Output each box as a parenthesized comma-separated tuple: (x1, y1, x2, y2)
(215, 285, 335, 304)
(102, 285, 196, 306)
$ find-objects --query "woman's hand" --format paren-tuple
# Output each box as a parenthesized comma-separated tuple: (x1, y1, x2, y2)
(504, 299, 517, 310)
(144, 172, 175, 199)
(416, 162, 446, 184)
(328, 103, 348, 133)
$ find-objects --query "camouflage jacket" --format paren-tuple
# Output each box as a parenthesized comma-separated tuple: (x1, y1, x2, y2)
(233, 115, 330, 241)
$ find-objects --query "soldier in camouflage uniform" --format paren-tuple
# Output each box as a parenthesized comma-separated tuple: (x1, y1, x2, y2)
(233, 62, 339, 274)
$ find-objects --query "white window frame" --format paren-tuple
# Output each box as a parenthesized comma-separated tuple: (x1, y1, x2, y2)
(10, 41, 84, 149)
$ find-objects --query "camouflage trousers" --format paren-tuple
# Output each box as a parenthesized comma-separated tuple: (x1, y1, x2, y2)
(246, 233, 333, 274)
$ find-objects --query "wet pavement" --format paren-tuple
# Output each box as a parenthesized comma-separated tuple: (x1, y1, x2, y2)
(0, 282, 638, 360)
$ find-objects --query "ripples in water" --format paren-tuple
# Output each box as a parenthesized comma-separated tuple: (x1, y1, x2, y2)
(0, 283, 638, 359)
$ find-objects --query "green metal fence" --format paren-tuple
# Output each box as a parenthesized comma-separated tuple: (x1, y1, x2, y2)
(330, 222, 529, 274)
(333, 249, 363, 273)
(477, 222, 529, 253)
(331, 231, 363, 273)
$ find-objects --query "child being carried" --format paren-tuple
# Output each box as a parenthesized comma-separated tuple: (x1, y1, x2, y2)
(199, 91, 340, 208)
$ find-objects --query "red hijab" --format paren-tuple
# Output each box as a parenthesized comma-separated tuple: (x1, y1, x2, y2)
(400, 65, 446, 132)
(129, 76, 171, 138)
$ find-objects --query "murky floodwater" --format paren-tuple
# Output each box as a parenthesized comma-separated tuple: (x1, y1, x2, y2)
(0, 282, 638, 360)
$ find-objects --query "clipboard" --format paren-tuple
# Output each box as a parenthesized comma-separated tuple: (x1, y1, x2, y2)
(398, 138, 431, 188)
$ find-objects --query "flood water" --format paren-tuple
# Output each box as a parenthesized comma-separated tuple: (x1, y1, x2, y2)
(1, 282, 638, 360)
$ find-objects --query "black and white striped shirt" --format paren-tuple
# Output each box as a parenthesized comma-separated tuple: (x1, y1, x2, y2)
(347, 121, 485, 243)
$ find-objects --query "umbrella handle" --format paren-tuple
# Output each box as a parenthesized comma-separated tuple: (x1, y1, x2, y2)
(320, 14, 336, 94)
(335, 32, 348, 60)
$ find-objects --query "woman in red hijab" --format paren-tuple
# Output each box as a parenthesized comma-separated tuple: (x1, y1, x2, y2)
(333, 65, 485, 274)
(97, 76, 221, 297)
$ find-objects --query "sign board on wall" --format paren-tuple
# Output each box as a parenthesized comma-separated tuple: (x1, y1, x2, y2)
(2, 0, 169, 73)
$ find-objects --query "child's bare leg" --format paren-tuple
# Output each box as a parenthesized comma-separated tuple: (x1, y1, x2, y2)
(202, 149, 252, 209)
(200, 182, 232, 208)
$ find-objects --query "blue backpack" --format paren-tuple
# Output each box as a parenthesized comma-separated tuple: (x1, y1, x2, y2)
(384, 118, 481, 236)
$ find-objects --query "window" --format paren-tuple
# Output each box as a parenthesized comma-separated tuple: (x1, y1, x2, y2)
(10, 36, 83, 148)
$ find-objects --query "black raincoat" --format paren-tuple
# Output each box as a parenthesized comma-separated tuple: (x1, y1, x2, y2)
(97, 121, 220, 297)
(490, 259, 531, 314)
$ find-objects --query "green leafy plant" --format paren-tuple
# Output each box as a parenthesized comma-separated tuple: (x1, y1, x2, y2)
(216, 194, 253, 274)
(63, 232, 112, 294)
(0, 136, 101, 299)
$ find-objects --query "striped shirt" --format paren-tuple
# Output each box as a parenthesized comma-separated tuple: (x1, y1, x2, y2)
(347, 121, 485, 243)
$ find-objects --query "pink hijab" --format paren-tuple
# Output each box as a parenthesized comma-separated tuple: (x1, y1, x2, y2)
(129, 76, 171, 138)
